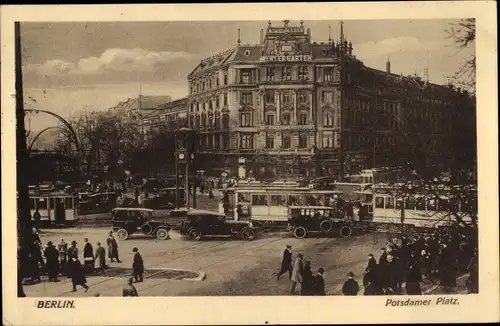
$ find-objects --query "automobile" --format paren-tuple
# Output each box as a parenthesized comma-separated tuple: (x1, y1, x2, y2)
(111, 207, 172, 240)
(179, 209, 258, 241)
(78, 192, 118, 215)
(287, 205, 353, 239)
(143, 187, 185, 209)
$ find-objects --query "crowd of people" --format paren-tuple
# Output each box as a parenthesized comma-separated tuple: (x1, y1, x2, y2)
(275, 228, 478, 296)
(18, 229, 146, 295)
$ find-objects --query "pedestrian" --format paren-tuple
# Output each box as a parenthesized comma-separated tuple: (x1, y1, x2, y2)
(122, 277, 139, 297)
(83, 238, 94, 273)
(44, 241, 60, 282)
(132, 247, 144, 282)
(290, 253, 304, 294)
(384, 254, 397, 294)
(406, 252, 422, 295)
(69, 257, 89, 293)
(378, 247, 388, 265)
(94, 242, 106, 273)
(277, 245, 293, 280)
(58, 239, 68, 276)
(107, 231, 121, 263)
(342, 271, 360, 296)
(67, 240, 79, 259)
(301, 261, 314, 296)
(312, 267, 326, 296)
(366, 253, 377, 272)
(33, 209, 42, 229)
(363, 267, 378, 295)
(208, 188, 214, 199)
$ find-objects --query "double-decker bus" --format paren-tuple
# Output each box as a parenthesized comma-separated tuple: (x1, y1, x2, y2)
(222, 180, 343, 224)
(28, 191, 78, 227)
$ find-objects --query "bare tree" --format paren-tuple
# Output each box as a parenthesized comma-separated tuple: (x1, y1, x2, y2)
(446, 18, 476, 94)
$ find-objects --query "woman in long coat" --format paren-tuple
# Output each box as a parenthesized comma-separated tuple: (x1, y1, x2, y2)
(290, 254, 304, 294)
(94, 242, 106, 273)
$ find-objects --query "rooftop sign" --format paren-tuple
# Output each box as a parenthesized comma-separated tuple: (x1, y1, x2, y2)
(260, 54, 313, 62)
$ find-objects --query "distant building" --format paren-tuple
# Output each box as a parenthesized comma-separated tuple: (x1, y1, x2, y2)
(112, 95, 173, 121)
(141, 97, 189, 138)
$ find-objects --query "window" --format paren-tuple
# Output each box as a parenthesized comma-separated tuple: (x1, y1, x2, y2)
(298, 133, 308, 148)
(266, 68, 275, 81)
(386, 197, 395, 209)
(222, 113, 229, 129)
(222, 135, 229, 149)
(298, 92, 307, 104)
(265, 114, 275, 126)
(240, 134, 253, 149)
(282, 91, 291, 104)
(270, 195, 286, 206)
(241, 71, 250, 84)
(216, 76, 220, 87)
(252, 194, 268, 205)
(282, 133, 291, 148)
(240, 112, 251, 127)
(324, 68, 333, 82)
(375, 197, 385, 209)
(223, 73, 228, 85)
(298, 66, 308, 80)
(241, 92, 252, 105)
(288, 195, 305, 206)
(265, 91, 275, 103)
(216, 97, 220, 108)
(323, 111, 334, 126)
(322, 134, 333, 148)
(282, 112, 291, 125)
(322, 91, 333, 103)
(298, 112, 308, 125)
(223, 93, 228, 106)
(265, 133, 274, 148)
(214, 135, 220, 149)
(282, 67, 292, 81)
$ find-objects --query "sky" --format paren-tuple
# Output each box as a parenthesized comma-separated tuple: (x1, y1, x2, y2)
(21, 19, 475, 131)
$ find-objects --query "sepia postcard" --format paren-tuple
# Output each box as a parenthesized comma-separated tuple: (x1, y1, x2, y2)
(1, 2, 498, 325)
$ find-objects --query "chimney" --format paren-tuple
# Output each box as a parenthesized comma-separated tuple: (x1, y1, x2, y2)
(260, 29, 264, 44)
(307, 28, 311, 42)
(386, 58, 391, 74)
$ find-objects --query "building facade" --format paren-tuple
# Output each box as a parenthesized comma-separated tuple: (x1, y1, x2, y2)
(141, 97, 189, 138)
(186, 20, 475, 179)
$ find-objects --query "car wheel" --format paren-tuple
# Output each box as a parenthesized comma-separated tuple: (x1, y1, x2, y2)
(141, 223, 153, 235)
(241, 228, 255, 241)
(116, 228, 129, 240)
(190, 229, 202, 241)
(293, 226, 308, 239)
(320, 220, 333, 233)
(340, 226, 352, 238)
(156, 228, 170, 240)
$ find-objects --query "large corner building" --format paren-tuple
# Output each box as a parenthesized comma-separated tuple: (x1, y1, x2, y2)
(184, 20, 475, 179)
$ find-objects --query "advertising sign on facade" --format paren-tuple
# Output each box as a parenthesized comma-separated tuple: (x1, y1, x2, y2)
(260, 54, 313, 62)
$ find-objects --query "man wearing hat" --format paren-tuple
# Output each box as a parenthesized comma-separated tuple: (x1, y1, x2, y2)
(123, 277, 139, 297)
(107, 231, 121, 263)
(66, 240, 79, 278)
(312, 267, 326, 296)
(132, 247, 144, 282)
(342, 271, 360, 295)
(366, 253, 377, 272)
(83, 238, 95, 273)
(277, 245, 293, 280)
(44, 241, 60, 282)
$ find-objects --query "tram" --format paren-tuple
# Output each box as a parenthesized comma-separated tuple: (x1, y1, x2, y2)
(29, 191, 78, 227)
(222, 180, 343, 224)
(369, 183, 475, 229)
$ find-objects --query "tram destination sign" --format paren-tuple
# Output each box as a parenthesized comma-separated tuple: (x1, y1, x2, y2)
(260, 54, 313, 62)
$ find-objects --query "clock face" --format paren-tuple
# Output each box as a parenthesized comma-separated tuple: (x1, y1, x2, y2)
(178, 153, 185, 160)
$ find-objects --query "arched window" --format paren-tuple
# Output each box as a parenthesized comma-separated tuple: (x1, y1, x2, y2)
(222, 113, 229, 129)
(281, 110, 291, 125)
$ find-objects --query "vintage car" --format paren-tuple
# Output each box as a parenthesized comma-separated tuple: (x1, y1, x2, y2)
(111, 207, 172, 240)
(179, 209, 257, 241)
(287, 205, 353, 239)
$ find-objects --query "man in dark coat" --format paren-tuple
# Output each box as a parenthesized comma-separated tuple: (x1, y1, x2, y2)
(83, 238, 94, 273)
(342, 271, 360, 296)
(69, 258, 89, 292)
(300, 261, 314, 296)
(44, 241, 60, 282)
(132, 247, 144, 282)
(312, 268, 326, 296)
(58, 239, 68, 276)
(366, 253, 377, 272)
(277, 245, 293, 280)
(33, 209, 42, 228)
(378, 247, 388, 265)
(363, 267, 379, 295)
(123, 277, 139, 297)
(406, 252, 423, 295)
(107, 231, 121, 263)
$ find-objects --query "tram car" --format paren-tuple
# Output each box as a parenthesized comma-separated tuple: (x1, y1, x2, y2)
(28, 192, 78, 227)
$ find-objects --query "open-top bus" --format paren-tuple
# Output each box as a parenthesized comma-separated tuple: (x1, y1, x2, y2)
(29, 192, 78, 227)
